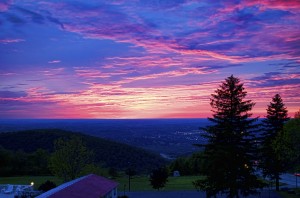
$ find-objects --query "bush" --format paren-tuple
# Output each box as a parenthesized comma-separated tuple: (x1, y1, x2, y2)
(38, 180, 57, 192)
(149, 166, 169, 190)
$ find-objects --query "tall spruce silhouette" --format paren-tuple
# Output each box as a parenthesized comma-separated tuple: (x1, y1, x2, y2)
(261, 94, 289, 191)
(201, 75, 264, 198)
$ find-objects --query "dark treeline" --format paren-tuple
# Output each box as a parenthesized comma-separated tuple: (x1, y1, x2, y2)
(0, 129, 166, 176)
(169, 152, 204, 176)
(0, 147, 49, 176)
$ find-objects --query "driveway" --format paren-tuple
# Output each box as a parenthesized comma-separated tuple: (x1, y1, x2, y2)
(280, 173, 299, 188)
(126, 190, 282, 198)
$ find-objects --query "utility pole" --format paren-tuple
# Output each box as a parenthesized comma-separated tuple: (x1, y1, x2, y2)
(128, 171, 131, 192)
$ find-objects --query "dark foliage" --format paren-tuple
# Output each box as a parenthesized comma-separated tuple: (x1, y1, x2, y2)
(169, 152, 204, 176)
(0, 129, 166, 174)
(38, 180, 57, 192)
(295, 109, 300, 119)
(108, 167, 119, 178)
(149, 166, 169, 190)
(283, 118, 300, 172)
(50, 136, 93, 181)
(125, 168, 136, 177)
(0, 147, 50, 176)
(260, 94, 289, 191)
(200, 75, 264, 198)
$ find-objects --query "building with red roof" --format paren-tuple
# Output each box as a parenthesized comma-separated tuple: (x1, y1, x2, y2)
(36, 174, 118, 198)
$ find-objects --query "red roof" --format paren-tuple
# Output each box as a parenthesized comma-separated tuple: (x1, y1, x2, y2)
(45, 174, 118, 198)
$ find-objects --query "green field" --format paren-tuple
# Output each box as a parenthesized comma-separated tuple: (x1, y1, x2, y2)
(278, 189, 300, 198)
(115, 175, 201, 191)
(0, 175, 201, 191)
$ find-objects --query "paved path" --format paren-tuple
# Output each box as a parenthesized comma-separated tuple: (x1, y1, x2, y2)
(126, 190, 282, 198)
(256, 171, 299, 188)
(280, 173, 299, 188)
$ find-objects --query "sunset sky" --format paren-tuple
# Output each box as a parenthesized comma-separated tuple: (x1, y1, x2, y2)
(1, 0, 299, 119)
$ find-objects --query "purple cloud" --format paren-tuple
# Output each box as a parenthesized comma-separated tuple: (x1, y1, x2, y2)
(249, 71, 300, 88)
(0, 0, 299, 118)
(0, 90, 27, 98)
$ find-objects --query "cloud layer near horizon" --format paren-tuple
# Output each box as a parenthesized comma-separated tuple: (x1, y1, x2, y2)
(0, 0, 299, 118)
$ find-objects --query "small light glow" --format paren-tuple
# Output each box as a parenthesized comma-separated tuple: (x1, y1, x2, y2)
(31, 182, 34, 186)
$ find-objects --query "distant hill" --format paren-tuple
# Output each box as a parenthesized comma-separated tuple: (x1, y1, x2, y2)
(0, 119, 209, 157)
(0, 129, 166, 173)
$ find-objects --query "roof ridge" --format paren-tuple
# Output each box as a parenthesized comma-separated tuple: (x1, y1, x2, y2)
(36, 175, 89, 198)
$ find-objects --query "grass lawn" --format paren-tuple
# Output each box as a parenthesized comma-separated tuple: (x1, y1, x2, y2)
(278, 189, 300, 198)
(0, 176, 63, 190)
(0, 175, 202, 192)
(116, 175, 202, 191)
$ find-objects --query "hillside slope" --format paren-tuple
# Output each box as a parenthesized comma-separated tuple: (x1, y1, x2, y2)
(0, 129, 166, 173)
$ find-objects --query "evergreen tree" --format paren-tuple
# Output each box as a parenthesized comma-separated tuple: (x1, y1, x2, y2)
(200, 75, 264, 198)
(261, 94, 289, 191)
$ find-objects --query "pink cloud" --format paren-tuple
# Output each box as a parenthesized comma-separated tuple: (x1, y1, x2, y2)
(41, 68, 65, 76)
(106, 56, 184, 68)
(245, 0, 300, 10)
(0, 39, 25, 44)
(75, 69, 111, 78)
(48, 60, 61, 64)
(0, 0, 12, 12)
(115, 67, 217, 85)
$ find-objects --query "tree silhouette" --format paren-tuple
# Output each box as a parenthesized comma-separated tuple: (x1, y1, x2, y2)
(295, 109, 300, 119)
(260, 94, 289, 191)
(283, 118, 300, 172)
(200, 75, 264, 198)
(149, 166, 168, 190)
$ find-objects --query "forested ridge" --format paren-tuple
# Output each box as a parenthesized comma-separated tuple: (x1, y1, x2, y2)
(0, 129, 166, 175)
